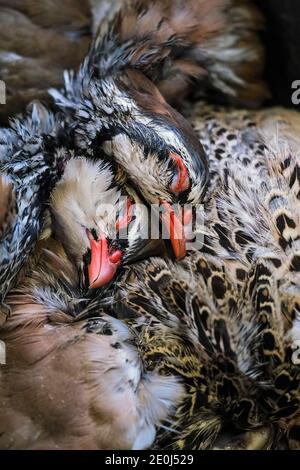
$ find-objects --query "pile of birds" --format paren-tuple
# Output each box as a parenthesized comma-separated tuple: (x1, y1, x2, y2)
(1, 0, 300, 450)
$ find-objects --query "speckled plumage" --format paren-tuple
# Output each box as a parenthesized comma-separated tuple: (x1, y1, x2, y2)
(94, 105, 300, 450)
(189, 103, 300, 292)
(104, 250, 297, 449)
(2, 0, 300, 452)
(0, 102, 70, 324)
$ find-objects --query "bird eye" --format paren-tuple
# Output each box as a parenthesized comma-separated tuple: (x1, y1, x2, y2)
(169, 151, 190, 194)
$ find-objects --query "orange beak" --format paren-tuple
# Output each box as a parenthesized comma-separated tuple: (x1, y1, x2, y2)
(160, 201, 186, 260)
(87, 232, 122, 289)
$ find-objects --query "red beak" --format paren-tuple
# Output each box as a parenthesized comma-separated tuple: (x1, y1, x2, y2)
(87, 232, 122, 289)
(160, 201, 187, 260)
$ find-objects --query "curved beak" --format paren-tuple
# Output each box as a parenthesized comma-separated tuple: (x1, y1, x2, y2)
(160, 201, 186, 260)
(87, 232, 121, 289)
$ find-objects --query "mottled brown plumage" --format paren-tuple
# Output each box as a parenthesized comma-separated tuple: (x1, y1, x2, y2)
(0, 0, 268, 124)
(98, 104, 300, 450)
(91, 0, 268, 106)
(0, 240, 183, 449)
(108, 252, 294, 449)
(2, 0, 294, 452)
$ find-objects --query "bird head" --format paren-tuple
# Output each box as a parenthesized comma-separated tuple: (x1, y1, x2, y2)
(50, 156, 162, 290)
(51, 70, 208, 260)
(49, 0, 270, 258)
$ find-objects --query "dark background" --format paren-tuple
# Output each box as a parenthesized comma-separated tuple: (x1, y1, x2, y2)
(255, 0, 300, 108)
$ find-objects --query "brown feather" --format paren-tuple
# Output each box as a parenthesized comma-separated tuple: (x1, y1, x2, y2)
(0, 241, 183, 449)
(0, 2, 91, 122)
(95, 0, 269, 106)
(0, 175, 15, 237)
